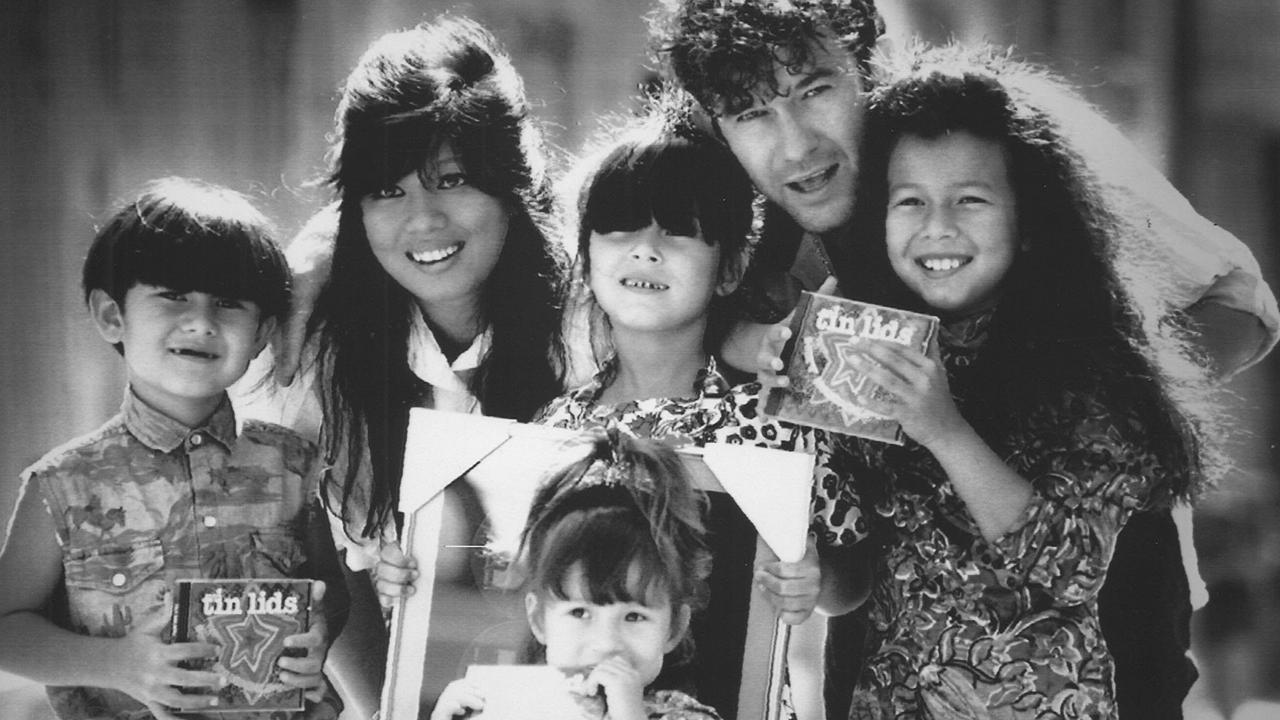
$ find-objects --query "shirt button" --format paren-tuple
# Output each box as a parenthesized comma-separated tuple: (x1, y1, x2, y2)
(111, 572, 127, 587)
(203, 515, 218, 528)
(190, 433, 204, 446)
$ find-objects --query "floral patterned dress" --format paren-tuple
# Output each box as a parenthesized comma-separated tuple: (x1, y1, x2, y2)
(846, 314, 1171, 720)
(534, 364, 865, 545)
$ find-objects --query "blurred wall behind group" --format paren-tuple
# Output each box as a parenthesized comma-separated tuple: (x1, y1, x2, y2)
(1, 1, 1277, 718)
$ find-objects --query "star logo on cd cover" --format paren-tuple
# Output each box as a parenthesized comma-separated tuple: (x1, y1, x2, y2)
(209, 610, 292, 681)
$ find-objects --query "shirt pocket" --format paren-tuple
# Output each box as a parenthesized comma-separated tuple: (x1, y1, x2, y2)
(62, 539, 167, 637)
(240, 527, 306, 578)
(64, 538, 166, 595)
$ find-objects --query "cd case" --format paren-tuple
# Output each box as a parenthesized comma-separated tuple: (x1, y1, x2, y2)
(763, 292, 938, 444)
(170, 578, 311, 713)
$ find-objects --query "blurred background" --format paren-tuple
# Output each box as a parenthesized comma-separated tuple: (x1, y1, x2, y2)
(1, 1, 1277, 718)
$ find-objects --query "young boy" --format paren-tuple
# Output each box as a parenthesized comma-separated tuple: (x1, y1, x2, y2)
(0, 178, 347, 720)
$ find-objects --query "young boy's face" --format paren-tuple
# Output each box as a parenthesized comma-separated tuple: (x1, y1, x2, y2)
(90, 284, 272, 425)
(716, 35, 864, 239)
(884, 131, 1018, 316)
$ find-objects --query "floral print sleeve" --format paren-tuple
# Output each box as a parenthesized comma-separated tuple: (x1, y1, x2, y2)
(536, 378, 871, 549)
(985, 388, 1167, 606)
(852, 385, 1176, 717)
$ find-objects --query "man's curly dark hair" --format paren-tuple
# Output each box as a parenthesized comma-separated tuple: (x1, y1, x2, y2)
(650, 0, 884, 116)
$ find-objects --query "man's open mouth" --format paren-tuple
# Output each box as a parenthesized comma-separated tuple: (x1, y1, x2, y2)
(786, 165, 838, 194)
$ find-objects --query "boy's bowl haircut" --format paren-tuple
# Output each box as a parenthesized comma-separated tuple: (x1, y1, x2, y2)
(83, 177, 290, 323)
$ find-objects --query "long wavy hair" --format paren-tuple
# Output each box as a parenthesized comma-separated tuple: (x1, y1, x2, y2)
(847, 45, 1224, 501)
(309, 16, 568, 540)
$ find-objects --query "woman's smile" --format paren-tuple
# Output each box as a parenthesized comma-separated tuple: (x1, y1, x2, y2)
(407, 241, 464, 265)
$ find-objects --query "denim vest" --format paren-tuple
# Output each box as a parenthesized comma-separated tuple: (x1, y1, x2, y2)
(24, 391, 318, 720)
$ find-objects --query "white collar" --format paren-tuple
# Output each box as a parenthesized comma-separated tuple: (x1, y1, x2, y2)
(406, 306, 491, 395)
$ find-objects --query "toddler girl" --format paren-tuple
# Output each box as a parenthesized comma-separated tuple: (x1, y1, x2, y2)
(430, 431, 718, 720)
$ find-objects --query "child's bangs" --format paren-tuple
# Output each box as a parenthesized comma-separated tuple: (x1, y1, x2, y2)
(538, 506, 673, 607)
(126, 222, 285, 312)
(582, 141, 703, 240)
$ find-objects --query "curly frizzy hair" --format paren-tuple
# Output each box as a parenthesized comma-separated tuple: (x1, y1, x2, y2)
(519, 429, 713, 615)
(850, 43, 1226, 501)
(649, 0, 884, 115)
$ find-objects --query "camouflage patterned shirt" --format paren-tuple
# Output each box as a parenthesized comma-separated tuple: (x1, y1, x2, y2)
(21, 390, 322, 720)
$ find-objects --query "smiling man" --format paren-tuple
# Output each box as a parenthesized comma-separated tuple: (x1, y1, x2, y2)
(652, 2, 1279, 719)
(654, 0, 881, 312)
(713, 37, 864, 240)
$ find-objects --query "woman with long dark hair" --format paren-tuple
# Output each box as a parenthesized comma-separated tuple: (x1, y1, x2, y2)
(299, 15, 567, 570)
(264, 16, 569, 715)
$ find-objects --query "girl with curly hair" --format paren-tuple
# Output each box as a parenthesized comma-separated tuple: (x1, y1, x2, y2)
(818, 45, 1224, 718)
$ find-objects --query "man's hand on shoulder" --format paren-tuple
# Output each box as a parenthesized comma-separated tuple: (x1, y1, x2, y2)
(1186, 300, 1269, 379)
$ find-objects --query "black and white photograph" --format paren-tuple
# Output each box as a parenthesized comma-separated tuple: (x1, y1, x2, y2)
(1, 2, 1278, 719)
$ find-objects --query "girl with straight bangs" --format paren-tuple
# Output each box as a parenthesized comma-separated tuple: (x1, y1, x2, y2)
(532, 89, 865, 717)
(294, 14, 568, 569)
(562, 89, 755, 376)
(428, 431, 718, 720)
(815, 45, 1225, 718)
